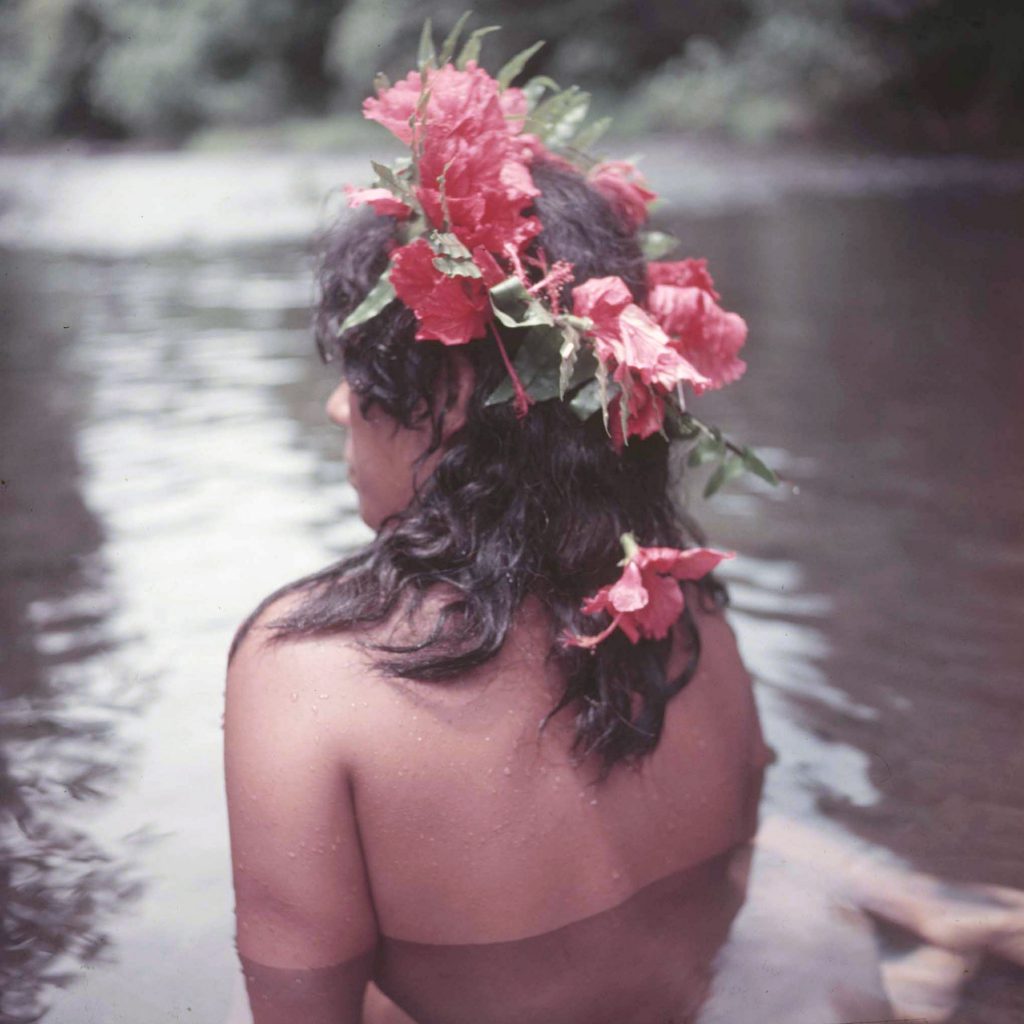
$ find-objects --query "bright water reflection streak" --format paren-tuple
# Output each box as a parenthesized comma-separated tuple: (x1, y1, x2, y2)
(0, 163, 1022, 1022)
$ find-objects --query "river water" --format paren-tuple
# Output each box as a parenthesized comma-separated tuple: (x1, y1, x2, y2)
(1, 145, 1022, 1022)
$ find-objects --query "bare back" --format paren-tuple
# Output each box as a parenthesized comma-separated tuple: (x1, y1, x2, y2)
(226, 591, 770, 1024)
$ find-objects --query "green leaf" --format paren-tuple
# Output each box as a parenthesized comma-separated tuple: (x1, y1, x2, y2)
(617, 372, 631, 443)
(428, 231, 480, 278)
(371, 160, 417, 208)
(489, 277, 555, 330)
(664, 406, 700, 441)
(418, 19, 436, 70)
(432, 256, 481, 278)
(704, 455, 744, 499)
(595, 357, 612, 431)
(429, 232, 472, 259)
(560, 313, 592, 333)
(620, 532, 639, 562)
(339, 272, 396, 333)
(415, 83, 432, 119)
(409, 83, 433, 156)
(639, 230, 679, 260)
(522, 75, 560, 109)
(437, 11, 472, 66)
(558, 323, 580, 398)
(456, 26, 500, 69)
(485, 379, 516, 406)
(687, 432, 725, 467)
(520, 328, 566, 402)
(497, 40, 545, 91)
(568, 348, 598, 391)
(741, 447, 779, 486)
(486, 325, 564, 406)
(527, 85, 591, 145)
(687, 443, 716, 468)
(568, 378, 602, 420)
(570, 116, 612, 154)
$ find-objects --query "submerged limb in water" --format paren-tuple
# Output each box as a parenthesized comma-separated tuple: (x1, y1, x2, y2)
(753, 815, 1024, 1022)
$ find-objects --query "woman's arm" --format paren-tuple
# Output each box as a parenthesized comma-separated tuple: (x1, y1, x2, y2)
(225, 618, 379, 1024)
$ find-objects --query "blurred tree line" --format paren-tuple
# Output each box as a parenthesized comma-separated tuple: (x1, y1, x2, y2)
(1, 0, 1021, 148)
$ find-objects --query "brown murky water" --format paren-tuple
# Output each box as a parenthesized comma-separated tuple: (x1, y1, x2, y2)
(1, 153, 1022, 1022)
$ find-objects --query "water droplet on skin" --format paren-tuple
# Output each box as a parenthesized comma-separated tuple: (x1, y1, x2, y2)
(589, 798, 598, 806)
(289, 692, 298, 703)
(502, 766, 512, 776)
(287, 852, 296, 859)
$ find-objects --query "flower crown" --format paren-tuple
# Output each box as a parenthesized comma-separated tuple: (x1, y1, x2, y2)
(340, 17, 777, 649)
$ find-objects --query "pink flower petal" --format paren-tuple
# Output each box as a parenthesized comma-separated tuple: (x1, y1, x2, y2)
(637, 546, 733, 580)
(389, 239, 489, 346)
(647, 259, 720, 300)
(646, 285, 747, 392)
(607, 561, 649, 614)
(345, 185, 412, 219)
(572, 277, 634, 329)
(616, 304, 710, 392)
(632, 571, 685, 640)
(587, 160, 657, 231)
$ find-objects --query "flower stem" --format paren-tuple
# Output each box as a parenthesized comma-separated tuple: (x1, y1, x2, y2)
(489, 318, 532, 418)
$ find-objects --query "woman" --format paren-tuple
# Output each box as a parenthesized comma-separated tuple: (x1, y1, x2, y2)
(225, 149, 773, 1022)
(224, 42, 1024, 1023)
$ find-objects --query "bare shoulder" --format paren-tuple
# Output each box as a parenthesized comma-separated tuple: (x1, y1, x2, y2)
(225, 591, 388, 768)
(224, 589, 381, 993)
(669, 586, 769, 763)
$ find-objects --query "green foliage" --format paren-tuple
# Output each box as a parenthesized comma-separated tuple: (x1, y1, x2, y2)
(625, 0, 889, 141)
(0, 0, 340, 140)
(455, 26, 501, 70)
(339, 273, 397, 333)
(0, 0, 110, 139)
(497, 40, 545, 90)
(485, 326, 565, 406)
(678, 413, 778, 497)
(2, 0, 1023, 146)
(429, 232, 481, 278)
(639, 231, 679, 260)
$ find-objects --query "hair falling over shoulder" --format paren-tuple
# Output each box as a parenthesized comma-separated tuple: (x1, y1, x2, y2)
(233, 162, 729, 776)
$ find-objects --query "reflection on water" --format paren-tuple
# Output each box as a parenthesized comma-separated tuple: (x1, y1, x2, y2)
(0, 256, 146, 1022)
(0, 158, 1022, 1021)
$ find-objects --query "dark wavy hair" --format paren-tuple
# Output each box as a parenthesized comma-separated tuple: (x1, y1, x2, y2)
(233, 161, 726, 775)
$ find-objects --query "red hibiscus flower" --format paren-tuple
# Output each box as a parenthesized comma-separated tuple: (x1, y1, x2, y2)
(647, 259, 720, 300)
(587, 160, 657, 231)
(365, 62, 540, 258)
(568, 537, 733, 648)
(345, 185, 412, 220)
(608, 385, 666, 449)
(364, 62, 526, 145)
(389, 239, 490, 346)
(416, 137, 541, 253)
(646, 284, 747, 391)
(572, 277, 709, 393)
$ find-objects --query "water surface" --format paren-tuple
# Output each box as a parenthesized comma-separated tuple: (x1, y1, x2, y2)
(1, 150, 1022, 1022)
